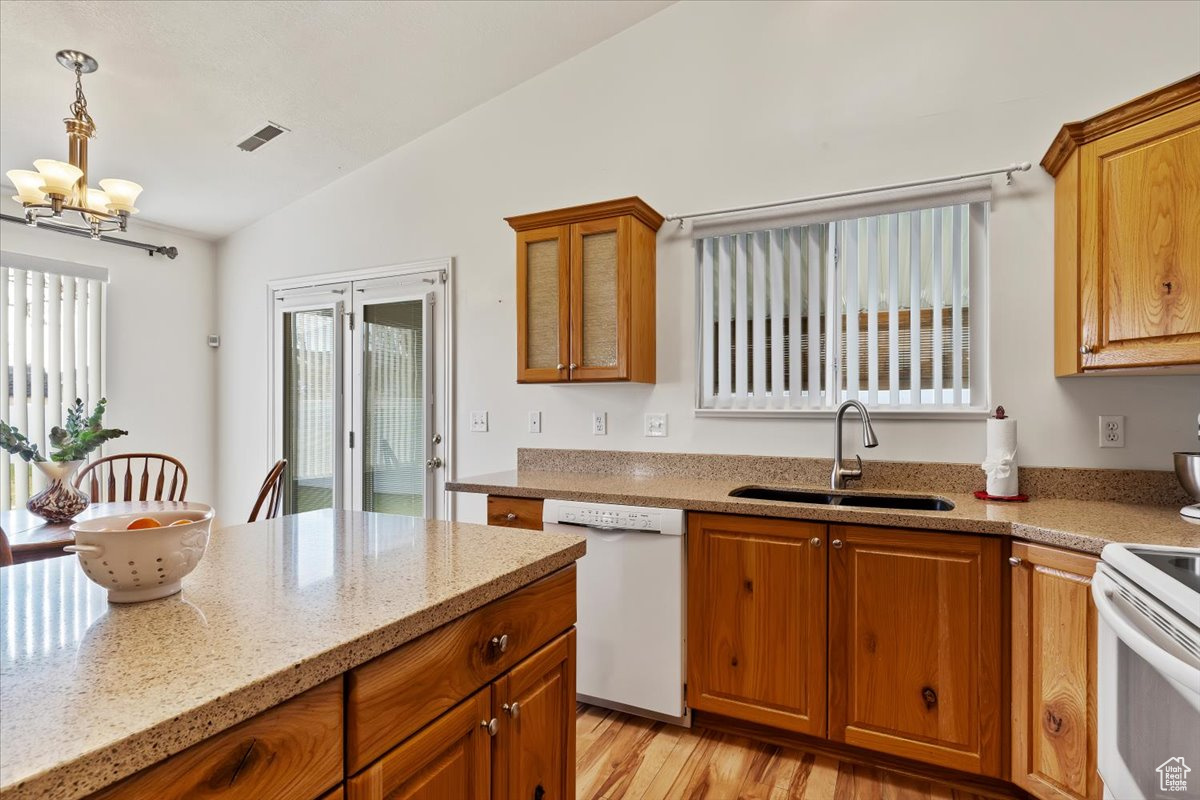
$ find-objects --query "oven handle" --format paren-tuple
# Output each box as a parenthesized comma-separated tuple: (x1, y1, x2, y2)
(1092, 572, 1200, 690)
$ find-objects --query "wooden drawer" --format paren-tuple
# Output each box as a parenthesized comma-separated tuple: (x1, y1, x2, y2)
(90, 678, 343, 800)
(346, 565, 576, 773)
(486, 496, 544, 530)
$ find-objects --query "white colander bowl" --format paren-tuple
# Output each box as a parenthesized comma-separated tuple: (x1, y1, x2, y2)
(66, 505, 215, 603)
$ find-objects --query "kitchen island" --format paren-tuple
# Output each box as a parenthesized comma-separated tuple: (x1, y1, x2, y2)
(0, 509, 585, 800)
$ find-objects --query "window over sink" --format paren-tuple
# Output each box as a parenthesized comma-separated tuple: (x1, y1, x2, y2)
(694, 181, 990, 416)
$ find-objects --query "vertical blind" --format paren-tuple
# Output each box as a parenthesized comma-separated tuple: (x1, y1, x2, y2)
(2, 266, 106, 510)
(697, 202, 986, 411)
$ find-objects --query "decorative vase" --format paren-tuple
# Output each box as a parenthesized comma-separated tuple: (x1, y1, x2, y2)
(27, 460, 90, 523)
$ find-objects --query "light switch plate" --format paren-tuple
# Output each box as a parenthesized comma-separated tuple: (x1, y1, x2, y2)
(528, 411, 542, 434)
(1099, 415, 1124, 448)
(644, 413, 668, 437)
(470, 411, 489, 433)
(592, 411, 607, 436)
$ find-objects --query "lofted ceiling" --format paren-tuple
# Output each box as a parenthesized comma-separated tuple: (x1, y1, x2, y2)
(0, 0, 672, 238)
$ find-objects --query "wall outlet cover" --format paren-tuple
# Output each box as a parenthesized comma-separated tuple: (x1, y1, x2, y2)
(592, 411, 607, 436)
(1098, 415, 1124, 448)
(644, 413, 668, 437)
(470, 411, 489, 433)
(528, 411, 542, 434)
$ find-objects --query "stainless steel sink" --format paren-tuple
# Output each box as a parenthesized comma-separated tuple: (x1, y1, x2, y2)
(729, 485, 955, 512)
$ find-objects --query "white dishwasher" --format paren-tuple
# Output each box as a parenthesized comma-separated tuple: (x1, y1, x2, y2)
(542, 499, 688, 725)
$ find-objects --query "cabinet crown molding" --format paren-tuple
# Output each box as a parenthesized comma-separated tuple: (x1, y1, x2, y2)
(1041, 73, 1200, 177)
(505, 196, 665, 232)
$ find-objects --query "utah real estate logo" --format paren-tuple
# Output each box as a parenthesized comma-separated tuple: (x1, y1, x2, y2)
(1158, 757, 1191, 793)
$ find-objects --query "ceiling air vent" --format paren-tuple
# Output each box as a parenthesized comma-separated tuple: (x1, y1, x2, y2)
(237, 122, 290, 152)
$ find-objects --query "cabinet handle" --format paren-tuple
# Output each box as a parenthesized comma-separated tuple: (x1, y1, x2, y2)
(506, 512, 518, 521)
(557, 363, 565, 370)
(490, 633, 509, 654)
(503, 701, 521, 719)
(1009, 556, 1023, 566)
(481, 718, 499, 736)
(569, 363, 577, 370)
(809, 537, 821, 548)
(1079, 345, 1092, 355)
(832, 539, 843, 549)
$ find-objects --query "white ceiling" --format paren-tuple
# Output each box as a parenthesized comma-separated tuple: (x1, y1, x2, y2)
(0, 0, 672, 238)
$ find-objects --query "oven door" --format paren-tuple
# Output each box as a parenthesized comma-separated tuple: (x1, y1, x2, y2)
(1093, 567, 1200, 799)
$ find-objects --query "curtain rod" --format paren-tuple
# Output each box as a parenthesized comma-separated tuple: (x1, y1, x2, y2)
(0, 213, 179, 259)
(665, 161, 1032, 226)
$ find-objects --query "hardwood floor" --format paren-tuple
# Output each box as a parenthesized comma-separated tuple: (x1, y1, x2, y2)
(576, 705, 988, 800)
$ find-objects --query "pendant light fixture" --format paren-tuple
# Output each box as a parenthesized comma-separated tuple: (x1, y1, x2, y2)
(6, 50, 144, 238)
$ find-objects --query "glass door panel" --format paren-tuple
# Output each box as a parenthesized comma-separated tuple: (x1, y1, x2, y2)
(360, 298, 427, 516)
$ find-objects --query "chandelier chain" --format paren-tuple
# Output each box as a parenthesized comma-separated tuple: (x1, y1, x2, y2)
(69, 65, 95, 131)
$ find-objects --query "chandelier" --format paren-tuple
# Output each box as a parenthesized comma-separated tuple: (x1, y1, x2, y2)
(6, 50, 143, 238)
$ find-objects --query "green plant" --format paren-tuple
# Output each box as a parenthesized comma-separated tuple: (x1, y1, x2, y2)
(0, 398, 128, 463)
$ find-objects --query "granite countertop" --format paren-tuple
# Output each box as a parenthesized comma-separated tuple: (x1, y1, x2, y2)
(449, 469, 1200, 554)
(0, 510, 585, 800)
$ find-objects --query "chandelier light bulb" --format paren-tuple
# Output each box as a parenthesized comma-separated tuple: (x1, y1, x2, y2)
(84, 187, 112, 215)
(32, 159, 83, 197)
(6, 170, 47, 204)
(98, 178, 142, 214)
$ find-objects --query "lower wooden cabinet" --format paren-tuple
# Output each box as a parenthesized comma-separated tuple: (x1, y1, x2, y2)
(1010, 542, 1102, 800)
(687, 513, 827, 736)
(828, 525, 1003, 777)
(347, 631, 576, 800)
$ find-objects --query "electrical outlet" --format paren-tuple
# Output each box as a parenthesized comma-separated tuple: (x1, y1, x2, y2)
(644, 413, 668, 437)
(1099, 415, 1124, 448)
(528, 411, 542, 434)
(592, 411, 607, 436)
(470, 411, 489, 433)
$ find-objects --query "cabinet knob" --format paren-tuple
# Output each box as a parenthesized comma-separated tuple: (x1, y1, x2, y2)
(503, 701, 521, 719)
(1009, 556, 1023, 566)
(481, 718, 499, 736)
(490, 633, 509, 653)
(506, 512, 518, 521)
(569, 363, 577, 370)
(1079, 345, 1092, 355)
(809, 537, 822, 548)
(557, 363, 565, 370)
(832, 539, 843, 549)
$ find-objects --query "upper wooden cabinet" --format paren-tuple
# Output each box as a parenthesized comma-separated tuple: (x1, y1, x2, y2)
(1044, 75, 1200, 374)
(507, 197, 662, 383)
(1010, 543, 1102, 800)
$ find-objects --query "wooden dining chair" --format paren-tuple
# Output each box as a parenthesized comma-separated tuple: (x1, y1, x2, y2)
(75, 453, 189, 502)
(0, 526, 13, 567)
(248, 459, 287, 523)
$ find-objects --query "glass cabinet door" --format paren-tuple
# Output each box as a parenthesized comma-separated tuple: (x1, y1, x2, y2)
(516, 226, 569, 383)
(570, 217, 627, 381)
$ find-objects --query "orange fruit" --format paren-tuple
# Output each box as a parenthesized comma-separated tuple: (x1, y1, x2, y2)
(126, 517, 162, 530)
(169, 519, 192, 526)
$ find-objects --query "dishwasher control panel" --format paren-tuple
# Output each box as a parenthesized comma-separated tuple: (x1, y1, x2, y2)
(543, 500, 686, 535)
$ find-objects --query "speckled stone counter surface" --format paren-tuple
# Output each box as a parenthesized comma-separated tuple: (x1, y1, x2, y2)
(449, 450, 1199, 554)
(0, 510, 585, 800)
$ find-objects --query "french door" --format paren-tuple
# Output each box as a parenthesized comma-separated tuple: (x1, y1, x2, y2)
(272, 266, 449, 519)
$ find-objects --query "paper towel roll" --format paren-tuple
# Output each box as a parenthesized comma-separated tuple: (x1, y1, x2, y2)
(982, 417, 1019, 497)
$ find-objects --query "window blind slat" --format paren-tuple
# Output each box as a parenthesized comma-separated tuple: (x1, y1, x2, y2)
(752, 233, 767, 407)
(46, 275, 62, 430)
(769, 230, 785, 409)
(11, 271, 29, 503)
(75, 278, 88, 410)
(931, 208, 944, 406)
(700, 239, 715, 406)
(717, 236, 732, 406)
(88, 281, 103, 409)
(787, 229, 803, 407)
(734, 235, 749, 407)
(29, 272, 46, 493)
(887, 214, 900, 406)
(908, 211, 922, 407)
(806, 227, 822, 409)
(61, 277, 76, 409)
(952, 205, 965, 404)
(866, 217, 879, 407)
(824, 228, 839, 409)
(968, 202, 988, 409)
(844, 221, 860, 399)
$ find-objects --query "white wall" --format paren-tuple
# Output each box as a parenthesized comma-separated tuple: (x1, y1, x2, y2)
(2, 196, 219, 504)
(215, 0, 1200, 519)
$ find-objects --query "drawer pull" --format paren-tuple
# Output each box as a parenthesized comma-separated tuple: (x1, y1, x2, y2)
(506, 512, 518, 521)
(481, 718, 499, 736)
(503, 701, 521, 719)
(490, 633, 509, 654)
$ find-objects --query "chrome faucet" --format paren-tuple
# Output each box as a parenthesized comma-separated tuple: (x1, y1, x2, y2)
(831, 400, 879, 490)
